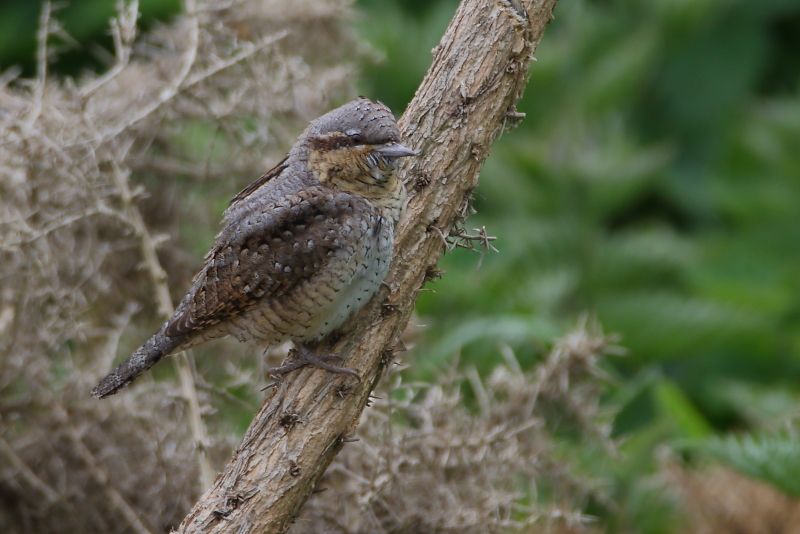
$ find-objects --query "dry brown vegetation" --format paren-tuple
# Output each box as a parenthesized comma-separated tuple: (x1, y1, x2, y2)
(665, 461, 800, 534)
(290, 323, 619, 533)
(1, 1, 356, 531)
(1, 1, 619, 532)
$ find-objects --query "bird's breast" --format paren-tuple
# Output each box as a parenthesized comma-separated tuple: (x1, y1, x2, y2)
(300, 213, 394, 340)
(227, 212, 395, 344)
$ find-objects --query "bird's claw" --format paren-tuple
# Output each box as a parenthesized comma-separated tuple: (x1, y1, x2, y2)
(267, 346, 361, 382)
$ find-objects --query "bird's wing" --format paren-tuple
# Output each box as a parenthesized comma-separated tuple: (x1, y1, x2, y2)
(164, 186, 371, 338)
(228, 156, 288, 208)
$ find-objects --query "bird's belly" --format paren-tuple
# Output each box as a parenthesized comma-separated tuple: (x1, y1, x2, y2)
(301, 218, 394, 340)
(228, 219, 393, 344)
(302, 259, 387, 340)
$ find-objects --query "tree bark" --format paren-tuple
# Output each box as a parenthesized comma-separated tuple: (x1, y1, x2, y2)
(175, 0, 558, 532)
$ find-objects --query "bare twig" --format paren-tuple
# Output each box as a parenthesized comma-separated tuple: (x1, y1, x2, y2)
(0, 0, 357, 531)
(24, 1, 52, 129)
(52, 406, 155, 534)
(79, 0, 139, 100)
(93, 3, 287, 145)
(447, 225, 498, 254)
(110, 157, 215, 489)
(0, 435, 58, 504)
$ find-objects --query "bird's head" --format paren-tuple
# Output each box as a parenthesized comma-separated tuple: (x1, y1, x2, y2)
(303, 98, 417, 199)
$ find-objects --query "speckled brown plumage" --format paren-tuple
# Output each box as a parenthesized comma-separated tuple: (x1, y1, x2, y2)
(92, 98, 416, 398)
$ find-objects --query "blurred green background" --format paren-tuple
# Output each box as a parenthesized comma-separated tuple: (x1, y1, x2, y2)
(4, 0, 800, 530)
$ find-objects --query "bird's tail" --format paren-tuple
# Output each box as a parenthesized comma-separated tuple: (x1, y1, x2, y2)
(91, 328, 183, 399)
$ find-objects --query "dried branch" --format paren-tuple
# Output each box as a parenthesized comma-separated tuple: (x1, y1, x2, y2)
(292, 320, 619, 532)
(110, 157, 215, 489)
(176, 0, 559, 532)
(24, 1, 52, 129)
(79, 0, 139, 100)
(54, 405, 155, 534)
(0, 435, 58, 504)
(0, 1, 358, 531)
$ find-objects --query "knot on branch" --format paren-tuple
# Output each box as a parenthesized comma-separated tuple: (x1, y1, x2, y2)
(279, 413, 302, 431)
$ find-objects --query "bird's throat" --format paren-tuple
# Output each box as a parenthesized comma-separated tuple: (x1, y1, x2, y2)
(309, 148, 406, 222)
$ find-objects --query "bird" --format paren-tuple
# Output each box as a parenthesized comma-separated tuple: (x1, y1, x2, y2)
(92, 97, 417, 399)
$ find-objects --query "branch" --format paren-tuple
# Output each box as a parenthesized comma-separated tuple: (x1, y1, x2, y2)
(110, 156, 215, 489)
(176, 0, 557, 531)
(0, 435, 58, 504)
(24, 1, 52, 130)
(49, 404, 155, 534)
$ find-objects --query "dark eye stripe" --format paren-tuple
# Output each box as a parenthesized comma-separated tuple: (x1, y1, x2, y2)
(309, 130, 399, 150)
(309, 133, 357, 150)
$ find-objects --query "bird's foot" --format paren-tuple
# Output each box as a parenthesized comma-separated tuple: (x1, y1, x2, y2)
(267, 345, 360, 381)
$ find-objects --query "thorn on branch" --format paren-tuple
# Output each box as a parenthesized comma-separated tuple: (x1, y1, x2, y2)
(413, 173, 432, 191)
(426, 219, 449, 249)
(470, 143, 484, 160)
(261, 381, 279, 391)
(288, 461, 301, 477)
(380, 349, 394, 367)
(212, 490, 256, 519)
(446, 225, 499, 254)
(381, 302, 399, 317)
(392, 340, 408, 353)
(499, 0, 529, 24)
(458, 192, 477, 220)
(504, 106, 526, 130)
(279, 412, 301, 430)
(424, 266, 444, 283)
(380, 280, 395, 293)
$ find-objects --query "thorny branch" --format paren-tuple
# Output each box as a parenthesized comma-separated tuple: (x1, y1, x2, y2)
(79, 0, 139, 100)
(295, 321, 618, 532)
(74, 0, 215, 489)
(0, 0, 623, 532)
(24, 1, 51, 129)
(177, 0, 563, 532)
(0, 0, 358, 531)
(110, 156, 215, 489)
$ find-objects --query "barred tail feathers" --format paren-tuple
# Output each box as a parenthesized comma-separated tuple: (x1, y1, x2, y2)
(91, 329, 183, 398)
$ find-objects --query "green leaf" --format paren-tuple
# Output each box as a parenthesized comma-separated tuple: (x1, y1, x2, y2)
(694, 432, 800, 497)
(654, 380, 713, 439)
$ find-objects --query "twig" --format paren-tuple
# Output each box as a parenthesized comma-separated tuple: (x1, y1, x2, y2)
(79, 0, 139, 100)
(110, 156, 215, 489)
(446, 225, 498, 253)
(0, 435, 59, 504)
(51, 406, 154, 534)
(93, 5, 288, 145)
(24, 1, 52, 130)
(92, 0, 199, 143)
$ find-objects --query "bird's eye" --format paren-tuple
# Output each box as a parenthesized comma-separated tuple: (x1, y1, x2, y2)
(345, 129, 363, 143)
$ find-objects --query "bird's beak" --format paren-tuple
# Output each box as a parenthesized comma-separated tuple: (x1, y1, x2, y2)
(375, 142, 419, 158)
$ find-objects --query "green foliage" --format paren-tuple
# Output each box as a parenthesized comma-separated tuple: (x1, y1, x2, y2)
(0, 0, 180, 77)
(357, 0, 800, 527)
(691, 432, 800, 497)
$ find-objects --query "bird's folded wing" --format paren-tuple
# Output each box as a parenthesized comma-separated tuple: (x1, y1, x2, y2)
(228, 156, 288, 208)
(165, 187, 371, 338)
